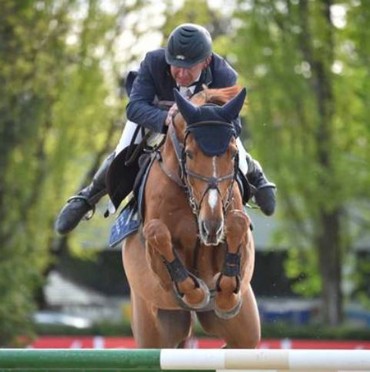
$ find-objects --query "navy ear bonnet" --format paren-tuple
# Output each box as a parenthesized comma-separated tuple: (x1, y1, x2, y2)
(174, 88, 246, 156)
(186, 121, 236, 156)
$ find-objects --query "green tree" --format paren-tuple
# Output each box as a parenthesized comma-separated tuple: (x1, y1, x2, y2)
(233, 0, 370, 325)
(0, 0, 131, 346)
(0, 0, 72, 345)
(0, 0, 185, 346)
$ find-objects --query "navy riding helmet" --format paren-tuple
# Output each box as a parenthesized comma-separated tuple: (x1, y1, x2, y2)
(165, 23, 212, 68)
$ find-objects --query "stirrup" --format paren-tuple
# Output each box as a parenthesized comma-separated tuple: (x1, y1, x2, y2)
(66, 195, 96, 220)
(84, 207, 95, 220)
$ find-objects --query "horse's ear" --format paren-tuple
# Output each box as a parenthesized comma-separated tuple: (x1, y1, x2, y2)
(174, 89, 199, 124)
(221, 87, 247, 121)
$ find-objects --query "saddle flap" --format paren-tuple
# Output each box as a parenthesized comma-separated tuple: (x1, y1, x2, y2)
(109, 199, 140, 248)
(106, 147, 140, 210)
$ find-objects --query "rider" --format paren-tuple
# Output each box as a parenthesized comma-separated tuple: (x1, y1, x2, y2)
(55, 23, 276, 236)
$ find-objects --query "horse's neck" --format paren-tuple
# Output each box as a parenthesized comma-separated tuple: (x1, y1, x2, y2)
(161, 141, 178, 167)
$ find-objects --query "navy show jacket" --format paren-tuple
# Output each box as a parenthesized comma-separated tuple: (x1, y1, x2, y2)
(126, 48, 238, 134)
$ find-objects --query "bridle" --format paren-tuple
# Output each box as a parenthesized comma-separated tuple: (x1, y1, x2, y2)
(163, 120, 239, 216)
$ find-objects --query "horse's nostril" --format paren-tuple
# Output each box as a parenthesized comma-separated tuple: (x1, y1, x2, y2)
(201, 220, 209, 237)
(199, 219, 224, 245)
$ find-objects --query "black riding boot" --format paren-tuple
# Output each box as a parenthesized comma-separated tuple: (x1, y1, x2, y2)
(245, 154, 276, 216)
(55, 152, 115, 235)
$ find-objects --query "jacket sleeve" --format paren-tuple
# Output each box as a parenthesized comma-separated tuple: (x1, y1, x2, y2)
(126, 54, 168, 133)
(211, 54, 238, 88)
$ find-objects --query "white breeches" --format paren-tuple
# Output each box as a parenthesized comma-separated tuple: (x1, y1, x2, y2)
(114, 120, 144, 154)
(115, 120, 165, 155)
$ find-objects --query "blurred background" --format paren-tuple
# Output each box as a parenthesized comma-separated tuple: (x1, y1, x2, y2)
(0, 0, 369, 347)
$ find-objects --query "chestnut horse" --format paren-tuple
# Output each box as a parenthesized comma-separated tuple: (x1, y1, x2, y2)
(122, 86, 260, 348)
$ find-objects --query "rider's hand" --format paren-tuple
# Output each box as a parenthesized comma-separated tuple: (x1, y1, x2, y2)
(165, 103, 178, 126)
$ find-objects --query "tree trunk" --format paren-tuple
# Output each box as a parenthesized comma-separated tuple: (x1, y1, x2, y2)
(301, 0, 343, 325)
(316, 209, 343, 325)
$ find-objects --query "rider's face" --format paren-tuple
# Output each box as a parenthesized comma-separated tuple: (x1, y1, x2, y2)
(170, 59, 209, 87)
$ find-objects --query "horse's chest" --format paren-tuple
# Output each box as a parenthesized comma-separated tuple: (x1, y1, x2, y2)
(179, 243, 225, 284)
(198, 245, 224, 270)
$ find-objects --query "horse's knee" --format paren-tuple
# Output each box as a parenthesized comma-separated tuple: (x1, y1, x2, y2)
(143, 219, 174, 261)
(226, 210, 250, 236)
(143, 219, 171, 244)
(225, 210, 250, 250)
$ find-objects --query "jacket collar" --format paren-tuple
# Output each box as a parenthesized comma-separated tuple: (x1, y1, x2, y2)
(166, 61, 213, 93)
(194, 65, 213, 93)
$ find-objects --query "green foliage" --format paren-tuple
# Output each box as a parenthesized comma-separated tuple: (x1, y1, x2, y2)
(35, 320, 133, 337)
(232, 0, 370, 322)
(0, 0, 134, 346)
(260, 323, 370, 341)
(163, 0, 214, 37)
(0, 251, 40, 346)
(0, 0, 65, 346)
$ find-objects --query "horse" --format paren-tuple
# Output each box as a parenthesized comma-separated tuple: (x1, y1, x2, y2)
(121, 85, 260, 348)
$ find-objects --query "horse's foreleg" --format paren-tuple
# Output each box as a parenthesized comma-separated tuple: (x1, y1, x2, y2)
(143, 219, 210, 309)
(214, 210, 250, 319)
(197, 284, 261, 348)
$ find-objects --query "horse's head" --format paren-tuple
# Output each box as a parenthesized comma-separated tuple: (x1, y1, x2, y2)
(173, 86, 246, 246)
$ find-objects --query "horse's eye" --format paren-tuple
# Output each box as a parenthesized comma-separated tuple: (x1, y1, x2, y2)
(185, 150, 194, 160)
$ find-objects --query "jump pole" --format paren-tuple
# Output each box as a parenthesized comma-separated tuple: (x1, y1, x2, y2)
(0, 349, 370, 371)
(161, 349, 370, 370)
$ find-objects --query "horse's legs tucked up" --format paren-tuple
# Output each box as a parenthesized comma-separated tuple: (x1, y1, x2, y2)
(143, 219, 210, 309)
(130, 290, 192, 348)
(214, 210, 251, 319)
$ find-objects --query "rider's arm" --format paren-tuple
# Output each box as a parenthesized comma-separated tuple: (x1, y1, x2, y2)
(126, 53, 168, 134)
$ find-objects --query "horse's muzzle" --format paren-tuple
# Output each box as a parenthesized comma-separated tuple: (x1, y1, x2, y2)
(199, 218, 224, 246)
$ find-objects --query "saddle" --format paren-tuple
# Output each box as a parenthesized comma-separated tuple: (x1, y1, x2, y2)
(108, 150, 156, 248)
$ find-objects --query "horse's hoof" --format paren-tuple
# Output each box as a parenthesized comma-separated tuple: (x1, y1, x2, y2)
(214, 293, 242, 320)
(174, 278, 211, 310)
(184, 278, 211, 310)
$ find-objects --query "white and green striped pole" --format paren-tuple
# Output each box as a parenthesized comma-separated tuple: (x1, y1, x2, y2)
(161, 349, 370, 371)
(0, 349, 369, 371)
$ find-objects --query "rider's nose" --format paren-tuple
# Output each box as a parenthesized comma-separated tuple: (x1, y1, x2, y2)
(177, 68, 187, 78)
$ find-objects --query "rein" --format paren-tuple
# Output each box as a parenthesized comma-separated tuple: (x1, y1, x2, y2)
(160, 120, 238, 216)
(183, 121, 238, 215)
(156, 124, 186, 189)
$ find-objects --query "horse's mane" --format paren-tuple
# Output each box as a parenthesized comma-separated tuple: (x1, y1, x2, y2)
(192, 85, 244, 106)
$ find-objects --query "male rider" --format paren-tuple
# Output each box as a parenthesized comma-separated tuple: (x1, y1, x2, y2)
(55, 23, 276, 235)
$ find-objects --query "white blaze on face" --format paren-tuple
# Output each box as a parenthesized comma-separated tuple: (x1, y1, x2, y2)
(207, 157, 218, 211)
